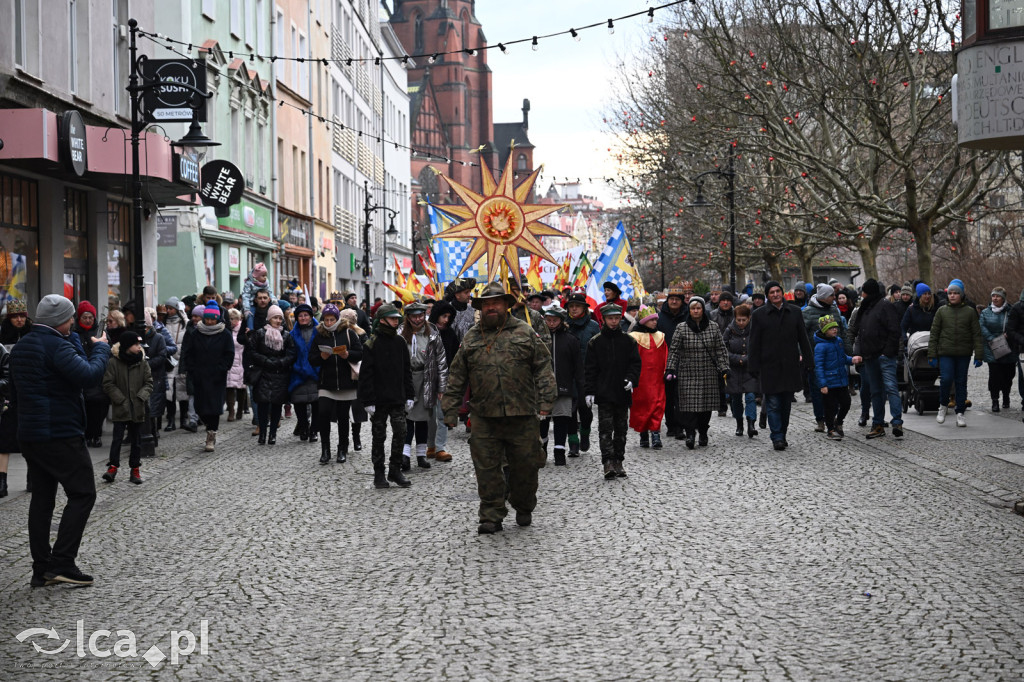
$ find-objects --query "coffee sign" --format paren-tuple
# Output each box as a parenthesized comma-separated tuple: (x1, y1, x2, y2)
(58, 110, 87, 177)
(141, 59, 208, 122)
(174, 151, 201, 188)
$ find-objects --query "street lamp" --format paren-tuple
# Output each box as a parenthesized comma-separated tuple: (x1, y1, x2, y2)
(362, 180, 398, 305)
(690, 150, 737, 292)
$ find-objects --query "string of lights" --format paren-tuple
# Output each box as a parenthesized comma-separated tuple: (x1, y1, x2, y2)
(138, 1, 686, 66)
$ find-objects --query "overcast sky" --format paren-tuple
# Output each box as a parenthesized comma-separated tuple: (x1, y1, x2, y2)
(472, 1, 660, 209)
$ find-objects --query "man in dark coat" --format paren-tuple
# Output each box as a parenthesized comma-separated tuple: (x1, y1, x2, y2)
(344, 292, 372, 332)
(852, 278, 904, 439)
(748, 281, 813, 450)
(1006, 287, 1024, 417)
(584, 303, 642, 479)
(358, 304, 414, 489)
(10, 295, 110, 587)
(657, 285, 689, 437)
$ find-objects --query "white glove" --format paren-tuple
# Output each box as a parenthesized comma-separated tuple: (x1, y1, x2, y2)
(623, 380, 633, 392)
(364, 405, 376, 416)
(405, 399, 415, 412)
(585, 395, 595, 408)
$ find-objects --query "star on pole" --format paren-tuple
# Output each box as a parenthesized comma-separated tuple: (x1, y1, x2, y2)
(434, 143, 570, 284)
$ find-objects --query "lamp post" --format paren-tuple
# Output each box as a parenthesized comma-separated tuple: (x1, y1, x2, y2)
(362, 180, 398, 306)
(690, 150, 737, 292)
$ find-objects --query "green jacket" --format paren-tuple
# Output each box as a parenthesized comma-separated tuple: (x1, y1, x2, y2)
(102, 343, 154, 423)
(927, 302, 983, 360)
(442, 314, 557, 421)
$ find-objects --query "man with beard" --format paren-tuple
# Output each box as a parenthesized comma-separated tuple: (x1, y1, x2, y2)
(442, 283, 557, 534)
(443, 277, 477, 342)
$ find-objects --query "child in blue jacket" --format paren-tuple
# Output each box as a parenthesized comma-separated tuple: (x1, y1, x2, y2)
(814, 315, 862, 440)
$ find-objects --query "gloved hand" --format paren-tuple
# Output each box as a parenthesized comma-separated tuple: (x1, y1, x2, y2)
(364, 405, 376, 416)
(973, 359, 983, 368)
(585, 395, 595, 408)
(928, 358, 937, 368)
(405, 399, 415, 412)
(623, 380, 633, 392)
(664, 373, 677, 382)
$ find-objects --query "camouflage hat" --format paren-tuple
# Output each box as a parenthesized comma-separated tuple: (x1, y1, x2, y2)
(375, 303, 403, 320)
(5, 299, 28, 316)
(543, 304, 568, 321)
(599, 302, 623, 318)
(471, 281, 516, 310)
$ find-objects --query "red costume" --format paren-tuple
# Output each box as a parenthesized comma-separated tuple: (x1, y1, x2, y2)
(627, 329, 668, 432)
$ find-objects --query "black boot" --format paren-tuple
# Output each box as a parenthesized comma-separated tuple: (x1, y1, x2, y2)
(759, 410, 768, 430)
(651, 432, 663, 449)
(308, 429, 318, 443)
(417, 455, 431, 469)
(352, 423, 362, 451)
(319, 442, 331, 465)
(685, 431, 696, 449)
(553, 447, 567, 466)
(579, 429, 591, 452)
(639, 431, 650, 448)
(992, 393, 1001, 413)
(735, 417, 744, 437)
(268, 428, 277, 445)
(373, 465, 389, 488)
(336, 444, 347, 463)
(388, 467, 412, 488)
(258, 426, 267, 445)
(296, 421, 307, 439)
(698, 431, 709, 447)
(747, 418, 758, 438)
(0, 472, 7, 498)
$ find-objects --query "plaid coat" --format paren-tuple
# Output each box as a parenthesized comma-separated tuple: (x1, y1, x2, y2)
(666, 318, 730, 413)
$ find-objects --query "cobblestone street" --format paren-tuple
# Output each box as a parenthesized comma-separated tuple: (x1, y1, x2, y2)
(1, 370, 1023, 680)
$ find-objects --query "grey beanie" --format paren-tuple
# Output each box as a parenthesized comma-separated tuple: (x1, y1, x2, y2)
(35, 294, 77, 327)
(815, 283, 835, 300)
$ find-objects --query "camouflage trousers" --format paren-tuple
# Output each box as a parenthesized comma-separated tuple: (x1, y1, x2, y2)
(468, 415, 541, 524)
(597, 404, 628, 463)
(370, 405, 407, 470)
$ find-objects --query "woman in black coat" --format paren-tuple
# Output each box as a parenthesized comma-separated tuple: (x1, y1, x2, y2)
(142, 320, 170, 445)
(309, 304, 363, 463)
(247, 304, 297, 445)
(182, 303, 235, 452)
(74, 301, 108, 448)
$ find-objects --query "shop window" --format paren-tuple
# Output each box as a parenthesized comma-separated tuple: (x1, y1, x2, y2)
(106, 201, 131, 307)
(64, 188, 89, 304)
(0, 173, 40, 311)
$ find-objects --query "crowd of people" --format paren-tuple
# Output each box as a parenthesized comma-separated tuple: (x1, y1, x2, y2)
(2, 262, 1023, 574)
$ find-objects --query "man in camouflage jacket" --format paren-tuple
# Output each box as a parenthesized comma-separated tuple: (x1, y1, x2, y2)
(442, 282, 557, 535)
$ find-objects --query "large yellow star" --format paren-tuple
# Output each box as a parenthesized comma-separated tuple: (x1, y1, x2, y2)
(435, 146, 569, 284)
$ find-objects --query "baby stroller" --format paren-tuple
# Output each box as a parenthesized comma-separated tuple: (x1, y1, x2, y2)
(902, 331, 940, 414)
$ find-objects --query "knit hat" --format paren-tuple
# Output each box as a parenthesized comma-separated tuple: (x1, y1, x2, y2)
(5, 299, 28, 316)
(203, 302, 221, 319)
(718, 291, 734, 303)
(35, 294, 76, 327)
(277, 299, 291, 311)
(815, 283, 835, 300)
(751, 290, 766, 301)
(818, 315, 840, 334)
(321, 303, 341, 320)
(76, 300, 97, 320)
(795, 281, 805, 292)
(764, 281, 783, 296)
(252, 262, 268, 278)
(293, 303, 314, 319)
(145, 307, 156, 326)
(947, 279, 964, 295)
(900, 284, 914, 296)
(991, 286, 1007, 300)
(828, 278, 840, 286)
(191, 305, 205, 318)
(266, 304, 284, 321)
(689, 296, 707, 308)
(119, 330, 141, 349)
(804, 282, 815, 297)
(915, 283, 931, 297)
(861, 278, 882, 298)
(339, 308, 358, 324)
(639, 305, 659, 325)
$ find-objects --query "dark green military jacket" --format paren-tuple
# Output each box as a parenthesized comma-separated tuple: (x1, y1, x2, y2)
(512, 305, 549, 338)
(442, 314, 557, 421)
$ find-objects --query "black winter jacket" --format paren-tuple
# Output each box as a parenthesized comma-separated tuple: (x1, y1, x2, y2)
(584, 326, 641, 407)
(852, 296, 900, 359)
(357, 328, 413, 408)
(656, 301, 688, 347)
(748, 302, 812, 394)
(1002, 289, 1024, 352)
(901, 298, 944, 339)
(247, 327, 297, 404)
(309, 325, 363, 392)
(546, 325, 584, 399)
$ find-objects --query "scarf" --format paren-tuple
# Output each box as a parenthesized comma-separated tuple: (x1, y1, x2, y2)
(991, 303, 1006, 314)
(123, 350, 143, 365)
(197, 321, 226, 336)
(321, 318, 341, 333)
(264, 324, 284, 350)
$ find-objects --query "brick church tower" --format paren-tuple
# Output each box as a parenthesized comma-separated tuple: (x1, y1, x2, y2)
(388, 0, 496, 202)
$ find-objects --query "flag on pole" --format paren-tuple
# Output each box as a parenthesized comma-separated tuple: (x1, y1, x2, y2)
(393, 254, 407, 289)
(572, 252, 592, 290)
(552, 253, 573, 290)
(526, 254, 544, 292)
(428, 202, 486, 283)
(585, 221, 640, 308)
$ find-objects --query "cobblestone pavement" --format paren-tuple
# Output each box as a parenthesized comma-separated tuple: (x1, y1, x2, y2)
(0, 364, 1022, 680)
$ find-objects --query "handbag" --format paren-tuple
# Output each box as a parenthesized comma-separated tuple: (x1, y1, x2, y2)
(989, 314, 1012, 359)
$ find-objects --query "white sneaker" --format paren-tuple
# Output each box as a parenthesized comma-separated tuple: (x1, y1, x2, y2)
(956, 412, 966, 428)
(936, 405, 947, 424)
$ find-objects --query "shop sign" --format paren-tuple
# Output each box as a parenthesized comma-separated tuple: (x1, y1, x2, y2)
(956, 41, 1024, 149)
(173, 150, 201, 188)
(156, 215, 178, 247)
(278, 215, 312, 248)
(142, 59, 208, 122)
(218, 200, 273, 241)
(200, 160, 244, 217)
(58, 110, 87, 177)
(228, 247, 240, 274)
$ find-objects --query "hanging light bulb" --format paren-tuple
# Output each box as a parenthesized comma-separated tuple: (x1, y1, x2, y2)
(532, 36, 539, 51)
(570, 28, 580, 42)
(648, 8, 655, 23)
(428, 54, 437, 64)
(498, 43, 507, 54)
(607, 19, 615, 35)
